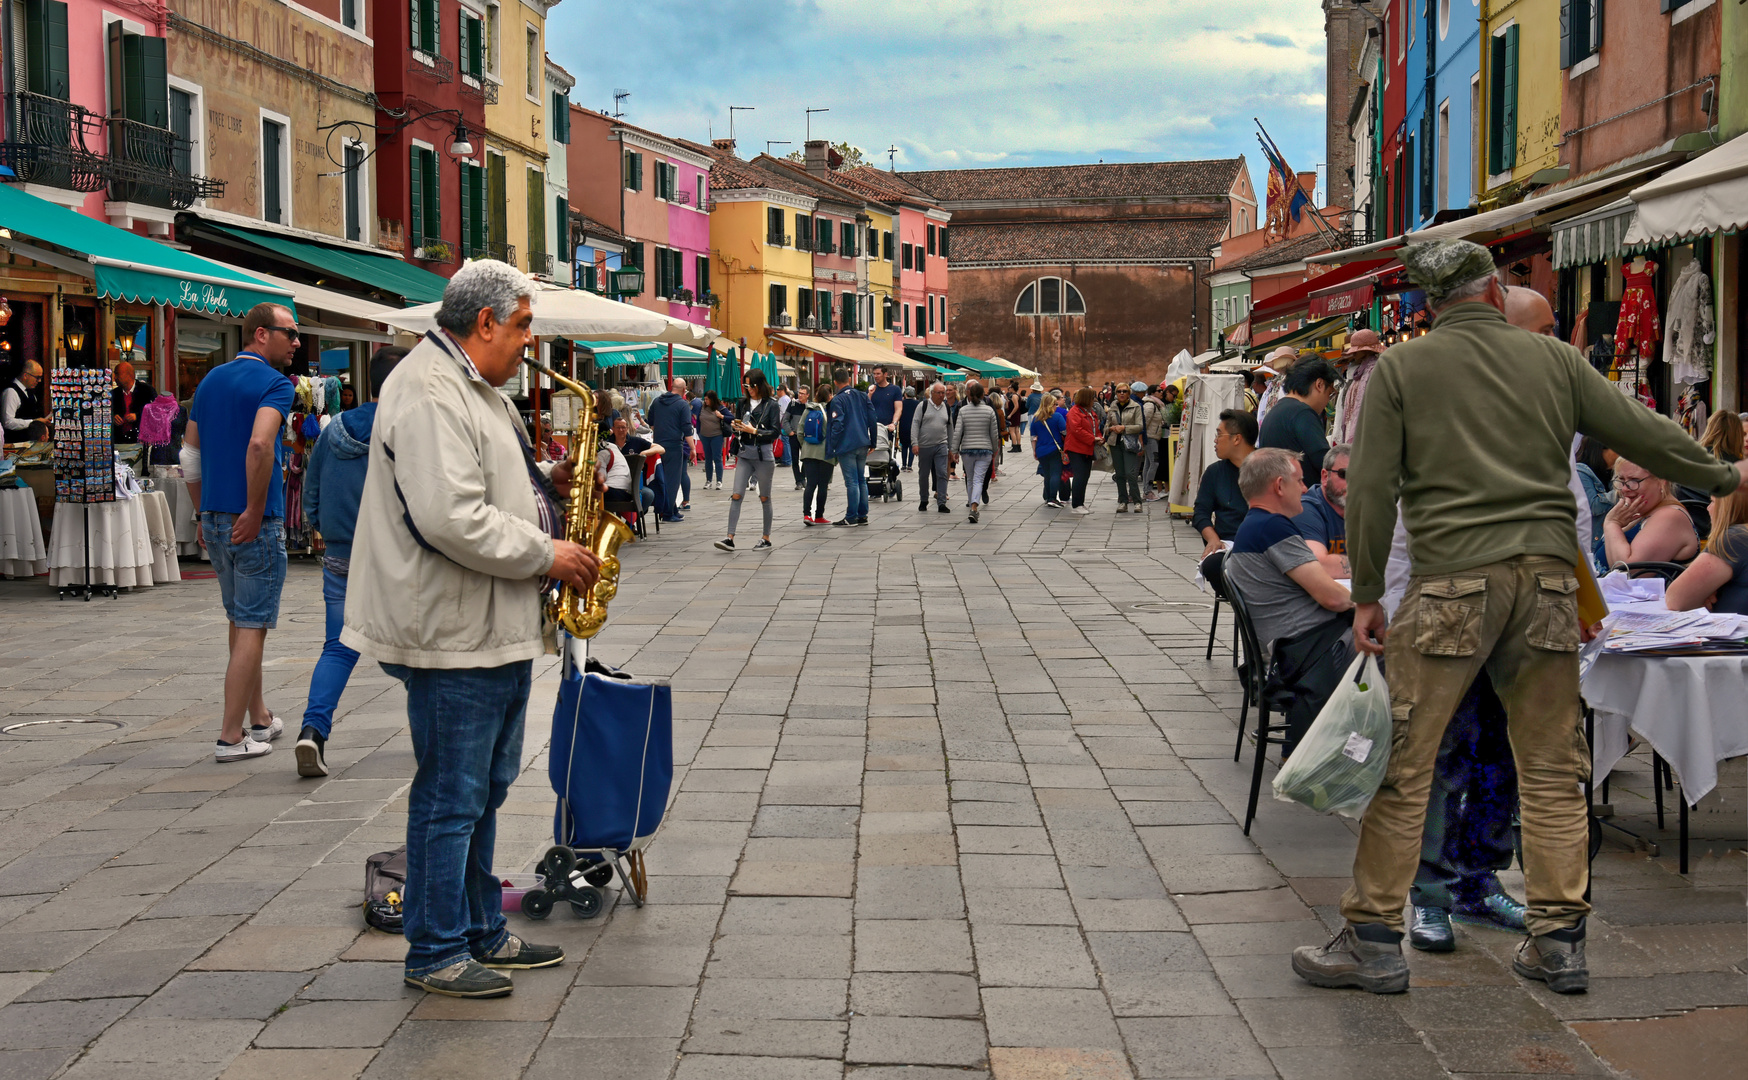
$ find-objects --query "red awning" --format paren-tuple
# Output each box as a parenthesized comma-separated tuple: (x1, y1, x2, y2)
(1247, 256, 1395, 325)
(1309, 283, 1373, 319)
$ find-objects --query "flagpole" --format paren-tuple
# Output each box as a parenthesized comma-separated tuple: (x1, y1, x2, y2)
(1255, 121, 1346, 248)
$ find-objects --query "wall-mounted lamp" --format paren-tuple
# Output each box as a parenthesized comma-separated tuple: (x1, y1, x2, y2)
(65, 328, 86, 353)
(449, 123, 474, 157)
(0, 296, 12, 327)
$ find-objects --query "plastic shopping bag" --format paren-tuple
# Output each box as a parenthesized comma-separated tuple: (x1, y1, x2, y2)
(1271, 653, 1392, 819)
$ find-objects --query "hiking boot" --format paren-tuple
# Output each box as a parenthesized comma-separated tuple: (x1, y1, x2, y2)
(214, 736, 272, 763)
(1408, 906, 1455, 952)
(477, 934, 565, 971)
(1454, 887, 1528, 932)
(294, 726, 328, 778)
(1291, 922, 1410, 994)
(405, 958, 513, 997)
(1513, 921, 1588, 994)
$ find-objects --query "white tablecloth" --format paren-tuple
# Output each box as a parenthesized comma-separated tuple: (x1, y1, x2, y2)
(154, 476, 208, 559)
(0, 487, 47, 578)
(1583, 651, 1748, 805)
(48, 497, 179, 588)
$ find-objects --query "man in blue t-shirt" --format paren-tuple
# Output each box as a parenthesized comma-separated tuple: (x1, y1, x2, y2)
(1294, 442, 1350, 579)
(185, 302, 299, 763)
(868, 366, 902, 430)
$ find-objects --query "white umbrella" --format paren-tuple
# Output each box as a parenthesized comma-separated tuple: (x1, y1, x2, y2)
(368, 281, 715, 344)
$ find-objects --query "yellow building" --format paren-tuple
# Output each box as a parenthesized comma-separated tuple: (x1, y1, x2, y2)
(687, 139, 817, 354)
(1478, 0, 1563, 205)
(481, 0, 559, 275)
(861, 202, 896, 352)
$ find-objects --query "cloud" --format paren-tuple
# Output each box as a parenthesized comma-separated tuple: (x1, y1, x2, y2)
(547, 0, 1329, 191)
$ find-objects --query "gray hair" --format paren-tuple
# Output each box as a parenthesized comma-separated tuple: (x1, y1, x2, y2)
(436, 259, 534, 336)
(1436, 269, 1501, 310)
(1238, 447, 1303, 500)
(1324, 443, 1352, 471)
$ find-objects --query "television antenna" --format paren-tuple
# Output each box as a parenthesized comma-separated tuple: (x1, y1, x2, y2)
(806, 107, 829, 142)
(886, 145, 898, 170)
(767, 140, 791, 156)
(728, 106, 754, 143)
(612, 90, 629, 118)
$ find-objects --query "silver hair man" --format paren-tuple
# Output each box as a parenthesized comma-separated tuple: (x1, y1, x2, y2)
(435, 259, 535, 336)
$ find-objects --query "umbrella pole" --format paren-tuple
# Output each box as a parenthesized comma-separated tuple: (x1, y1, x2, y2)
(737, 341, 746, 397)
(666, 342, 674, 386)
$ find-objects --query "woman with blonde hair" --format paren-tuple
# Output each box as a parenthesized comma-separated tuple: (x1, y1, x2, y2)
(1699, 410, 1744, 463)
(1666, 486, 1748, 613)
(1601, 458, 1700, 567)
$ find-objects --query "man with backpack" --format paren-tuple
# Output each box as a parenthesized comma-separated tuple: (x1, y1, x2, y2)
(826, 364, 877, 526)
(910, 381, 954, 514)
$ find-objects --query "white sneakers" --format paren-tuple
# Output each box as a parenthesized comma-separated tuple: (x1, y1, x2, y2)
(215, 713, 283, 763)
(1072, 506, 1091, 516)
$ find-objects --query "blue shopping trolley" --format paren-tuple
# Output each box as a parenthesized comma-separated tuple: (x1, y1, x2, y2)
(520, 652, 673, 921)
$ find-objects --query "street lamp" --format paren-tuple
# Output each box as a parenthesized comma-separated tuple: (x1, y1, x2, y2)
(611, 267, 644, 297)
(449, 123, 474, 157)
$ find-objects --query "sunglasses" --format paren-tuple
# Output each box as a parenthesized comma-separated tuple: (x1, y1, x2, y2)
(264, 326, 301, 342)
(1330, 468, 1347, 479)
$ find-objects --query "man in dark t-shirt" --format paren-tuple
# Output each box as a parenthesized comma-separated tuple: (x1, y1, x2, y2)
(1293, 443, 1350, 579)
(868, 367, 902, 428)
(1257, 356, 1338, 488)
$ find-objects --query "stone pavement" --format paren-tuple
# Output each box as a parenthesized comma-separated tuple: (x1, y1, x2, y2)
(0, 465, 1741, 1080)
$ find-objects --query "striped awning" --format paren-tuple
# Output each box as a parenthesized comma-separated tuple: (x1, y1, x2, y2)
(1551, 198, 1636, 270)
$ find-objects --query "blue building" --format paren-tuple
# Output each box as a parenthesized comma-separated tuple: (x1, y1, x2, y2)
(1406, 0, 1482, 226)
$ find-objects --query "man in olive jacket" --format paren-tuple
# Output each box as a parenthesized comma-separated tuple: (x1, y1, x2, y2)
(344, 260, 601, 1000)
(1294, 240, 1747, 997)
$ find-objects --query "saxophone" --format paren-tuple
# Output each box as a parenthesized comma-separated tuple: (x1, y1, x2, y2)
(524, 357, 635, 640)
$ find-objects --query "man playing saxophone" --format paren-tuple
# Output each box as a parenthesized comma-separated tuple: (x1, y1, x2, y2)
(344, 259, 602, 999)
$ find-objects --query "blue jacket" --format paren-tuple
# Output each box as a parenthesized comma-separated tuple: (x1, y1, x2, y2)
(826, 385, 877, 458)
(1030, 408, 1067, 458)
(302, 404, 375, 561)
(648, 391, 693, 448)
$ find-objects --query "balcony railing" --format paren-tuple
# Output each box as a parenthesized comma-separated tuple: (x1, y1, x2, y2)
(412, 239, 455, 264)
(106, 116, 225, 209)
(527, 251, 554, 276)
(482, 240, 516, 266)
(0, 91, 107, 192)
(458, 76, 497, 104)
(408, 52, 455, 84)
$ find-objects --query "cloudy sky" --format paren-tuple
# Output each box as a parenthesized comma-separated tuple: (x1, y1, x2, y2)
(548, 0, 1330, 193)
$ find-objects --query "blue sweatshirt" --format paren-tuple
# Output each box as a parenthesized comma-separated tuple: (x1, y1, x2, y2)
(648, 391, 694, 448)
(302, 404, 375, 562)
(826, 385, 877, 458)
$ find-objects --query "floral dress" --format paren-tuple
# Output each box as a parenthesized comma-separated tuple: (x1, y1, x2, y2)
(1613, 259, 1661, 359)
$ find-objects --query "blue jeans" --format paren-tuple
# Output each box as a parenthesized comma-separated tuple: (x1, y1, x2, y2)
(301, 566, 359, 738)
(660, 450, 687, 517)
(201, 512, 287, 629)
(1411, 671, 1518, 910)
(381, 660, 532, 976)
(702, 436, 725, 482)
(838, 447, 869, 520)
(1036, 456, 1061, 503)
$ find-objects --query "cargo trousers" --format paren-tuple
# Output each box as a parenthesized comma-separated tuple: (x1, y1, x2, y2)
(1341, 555, 1590, 938)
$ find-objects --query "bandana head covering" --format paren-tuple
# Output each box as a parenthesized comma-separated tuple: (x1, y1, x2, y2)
(1400, 240, 1498, 306)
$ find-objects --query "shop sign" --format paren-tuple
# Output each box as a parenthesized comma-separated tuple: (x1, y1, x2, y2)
(177, 281, 231, 312)
(1310, 284, 1373, 319)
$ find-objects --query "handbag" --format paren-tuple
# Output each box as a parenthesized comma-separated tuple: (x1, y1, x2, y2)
(1092, 441, 1113, 473)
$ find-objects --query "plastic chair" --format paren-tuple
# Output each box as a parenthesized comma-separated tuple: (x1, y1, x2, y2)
(1201, 552, 1239, 667)
(1615, 561, 1686, 582)
(1223, 576, 1296, 836)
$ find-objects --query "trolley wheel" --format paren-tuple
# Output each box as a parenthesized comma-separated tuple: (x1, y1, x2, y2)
(569, 886, 604, 920)
(520, 888, 554, 920)
(583, 863, 614, 887)
(538, 845, 577, 883)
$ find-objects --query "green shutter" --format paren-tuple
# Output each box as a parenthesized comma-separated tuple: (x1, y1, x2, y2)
(119, 33, 168, 127)
(424, 149, 441, 246)
(25, 0, 70, 99)
(459, 162, 473, 255)
(528, 170, 545, 257)
(422, 0, 438, 55)
(409, 0, 421, 50)
(467, 16, 482, 77)
(409, 146, 425, 248)
(555, 196, 568, 260)
(1502, 26, 1519, 172)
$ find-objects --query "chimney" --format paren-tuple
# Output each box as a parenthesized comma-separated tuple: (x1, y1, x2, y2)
(804, 140, 829, 177)
(712, 138, 735, 153)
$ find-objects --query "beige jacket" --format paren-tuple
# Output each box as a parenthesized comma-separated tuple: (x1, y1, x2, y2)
(341, 331, 555, 668)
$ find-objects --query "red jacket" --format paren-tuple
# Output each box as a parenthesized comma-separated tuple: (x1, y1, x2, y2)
(1065, 405, 1100, 456)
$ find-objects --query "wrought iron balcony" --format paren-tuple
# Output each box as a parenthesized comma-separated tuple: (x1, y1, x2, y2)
(458, 76, 497, 104)
(528, 251, 554, 276)
(408, 52, 455, 84)
(0, 91, 107, 192)
(105, 116, 225, 209)
(483, 240, 516, 266)
(412, 239, 455, 264)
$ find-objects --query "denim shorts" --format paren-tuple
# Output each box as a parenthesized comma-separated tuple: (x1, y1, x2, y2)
(202, 512, 288, 630)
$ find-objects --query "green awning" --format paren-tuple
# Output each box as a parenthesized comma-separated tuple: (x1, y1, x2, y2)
(934, 364, 967, 383)
(1243, 314, 1350, 359)
(0, 183, 294, 317)
(578, 341, 708, 370)
(207, 223, 449, 304)
(908, 347, 1006, 378)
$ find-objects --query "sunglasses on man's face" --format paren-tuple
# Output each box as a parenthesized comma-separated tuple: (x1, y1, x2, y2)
(1330, 468, 1348, 480)
(265, 326, 301, 342)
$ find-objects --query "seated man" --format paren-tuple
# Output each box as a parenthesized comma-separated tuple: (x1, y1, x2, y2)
(1294, 443, 1350, 578)
(1223, 448, 1355, 753)
(1194, 408, 1256, 562)
(599, 417, 661, 513)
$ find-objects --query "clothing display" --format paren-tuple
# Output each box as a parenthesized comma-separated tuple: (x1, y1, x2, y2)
(1613, 259, 1661, 361)
(1332, 355, 1379, 444)
(1663, 260, 1716, 387)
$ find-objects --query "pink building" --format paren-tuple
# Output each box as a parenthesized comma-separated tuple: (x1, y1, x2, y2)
(838, 166, 946, 350)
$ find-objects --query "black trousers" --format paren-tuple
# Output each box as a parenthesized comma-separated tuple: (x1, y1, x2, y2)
(1067, 451, 1094, 507)
(801, 458, 834, 518)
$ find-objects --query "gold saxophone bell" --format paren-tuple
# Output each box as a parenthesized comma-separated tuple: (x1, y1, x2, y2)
(525, 358, 634, 640)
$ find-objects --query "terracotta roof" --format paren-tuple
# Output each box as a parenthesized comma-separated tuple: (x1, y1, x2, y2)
(900, 158, 1245, 203)
(571, 212, 627, 245)
(949, 219, 1229, 265)
(835, 166, 938, 204)
(678, 138, 815, 196)
(751, 156, 892, 211)
(1218, 231, 1339, 274)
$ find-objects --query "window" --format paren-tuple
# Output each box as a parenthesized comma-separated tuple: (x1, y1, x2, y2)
(797, 288, 813, 327)
(901, 242, 913, 270)
(486, 151, 507, 250)
(262, 117, 287, 224)
(883, 231, 893, 261)
(841, 221, 857, 257)
(460, 159, 485, 257)
(926, 295, 935, 334)
(654, 161, 676, 201)
(795, 213, 812, 251)
(554, 196, 569, 261)
(341, 0, 357, 30)
(169, 87, 193, 176)
(1013, 277, 1085, 315)
(1439, 0, 1449, 39)
(655, 247, 682, 298)
(902, 303, 910, 336)
(926, 224, 936, 256)
(111, 26, 168, 128)
(938, 226, 948, 259)
(1408, 0, 1415, 46)
(622, 241, 642, 271)
(866, 225, 877, 256)
(525, 25, 538, 98)
(816, 217, 834, 254)
(816, 289, 833, 331)
(23, 0, 68, 99)
(551, 91, 570, 143)
(1562, 1, 1603, 69)
(1436, 101, 1450, 211)
(913, 304, 923, 335)
(344, 142, 363, 241)
(882, 297, 893, 330)
(408, 144, 439, 249)
(840, 292, 856, 332)
(461, 12, 484, 79)
(527, 169, 545, 260)
(484, 3, 500, 76)
(410, 0, 439, 55)
(1397, 0, 1406, 59)
(696, 255, 710, 301)
(769, 284, 787, 324)
(1488, 24, 1519, 176)
(766, 207, 785, 245)
(623, 150, 643, 191)
(696, 174, 705, 207)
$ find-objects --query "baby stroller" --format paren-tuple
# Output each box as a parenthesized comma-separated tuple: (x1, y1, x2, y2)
(519, 650, 673, 920)
(866, 423, 904, 502)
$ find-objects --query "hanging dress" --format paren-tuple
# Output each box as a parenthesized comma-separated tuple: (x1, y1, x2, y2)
(1613, 260, 1661, 360)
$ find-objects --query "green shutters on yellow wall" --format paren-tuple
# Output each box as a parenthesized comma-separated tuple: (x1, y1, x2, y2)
(1488, 25, 1519, 176)
(487, 154, 507, 249)
(460, 161, 487, 257)
(528, 169, 545, 257)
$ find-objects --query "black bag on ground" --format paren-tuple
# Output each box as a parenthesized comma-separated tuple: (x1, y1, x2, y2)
(363, 847, 406, 932)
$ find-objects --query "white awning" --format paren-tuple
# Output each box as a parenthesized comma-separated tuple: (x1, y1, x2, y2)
(1622, 133, 1748, 246)
(768, 332, 936, 372)
(1551, 198, 1637, 269)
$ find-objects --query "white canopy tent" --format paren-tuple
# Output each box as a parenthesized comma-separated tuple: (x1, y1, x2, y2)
(366, 281, 715, 345)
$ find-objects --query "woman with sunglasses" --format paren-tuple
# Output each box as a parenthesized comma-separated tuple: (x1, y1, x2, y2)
(1601, 458, 1700, 568)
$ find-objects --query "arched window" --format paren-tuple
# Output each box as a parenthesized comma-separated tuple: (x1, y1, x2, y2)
(1014, 277, 1085, 316)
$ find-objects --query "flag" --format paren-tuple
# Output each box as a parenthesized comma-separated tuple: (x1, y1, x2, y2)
(1257, 129, 1310, 224)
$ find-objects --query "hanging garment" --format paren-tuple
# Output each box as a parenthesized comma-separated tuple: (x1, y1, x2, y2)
(324, 376, 344, 416)
(1663, 261, 1716, 387)
(1614, 260, 1661, 360)
(1677, 386, 1709, 440)
(1332, 355, 1379, 444)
